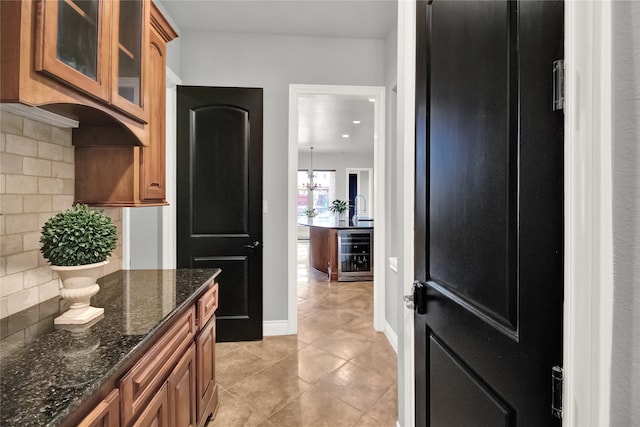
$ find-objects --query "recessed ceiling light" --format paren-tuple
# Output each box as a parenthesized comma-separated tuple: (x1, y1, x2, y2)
(342, 134, 350, 138)
(352, 120, 361, 124)
(368, 98, 375, 102)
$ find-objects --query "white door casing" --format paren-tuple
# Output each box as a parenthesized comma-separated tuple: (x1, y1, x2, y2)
(288, 84, 386, 334)
(563, 1, 613, 425)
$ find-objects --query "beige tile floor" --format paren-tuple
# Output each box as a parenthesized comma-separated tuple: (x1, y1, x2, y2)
(208, 241, 398, 427)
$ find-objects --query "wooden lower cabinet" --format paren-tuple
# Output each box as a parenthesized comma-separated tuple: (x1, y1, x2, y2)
(309, 226, 338, 281)
(121, 283, 217, 426)
(78, 389, 120, 427)
(133, 384, 168, 427)
(167, 344, 197, 427)
(71, 281, 219, 426)
(120, 308, 196, 425)
(196, 317, 218, 426)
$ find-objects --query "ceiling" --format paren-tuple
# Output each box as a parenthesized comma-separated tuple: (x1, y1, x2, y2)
(159, 0, 396, 39)
(298, 95, 375, 154)
(159, 0, 394, 154)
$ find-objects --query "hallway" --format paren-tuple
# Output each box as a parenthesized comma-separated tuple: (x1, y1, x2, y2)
(209, 241, 398, 426)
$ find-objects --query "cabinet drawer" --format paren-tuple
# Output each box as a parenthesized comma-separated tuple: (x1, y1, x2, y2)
(120, 307, 196, 425)
(197, 283, 218, 330)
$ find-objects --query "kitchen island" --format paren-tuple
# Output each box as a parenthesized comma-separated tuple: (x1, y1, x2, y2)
(0, 268, 220, 427)
(298, 217, 374, 281)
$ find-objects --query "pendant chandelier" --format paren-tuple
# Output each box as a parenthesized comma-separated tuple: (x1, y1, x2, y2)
(306, 146, 318, 191)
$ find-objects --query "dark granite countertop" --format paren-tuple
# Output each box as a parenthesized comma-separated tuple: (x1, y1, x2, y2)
(297, 216, 374, 229)
(0, 268, 221, 427)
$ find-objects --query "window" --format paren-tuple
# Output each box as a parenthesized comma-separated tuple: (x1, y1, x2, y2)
(297, 170, 336, 217)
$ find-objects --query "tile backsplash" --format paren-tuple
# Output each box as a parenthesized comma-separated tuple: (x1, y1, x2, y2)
(0, 110, 122, 319)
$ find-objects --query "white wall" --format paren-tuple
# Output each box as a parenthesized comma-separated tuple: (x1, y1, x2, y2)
(178, 31, 386, 321)
(385, 14, 399, 338)
(128, 206, 162, 268)
(166, 39, 182, 76)
(611, 1, 640, 423)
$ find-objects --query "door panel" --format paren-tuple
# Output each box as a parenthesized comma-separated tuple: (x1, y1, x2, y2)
(414, 1, 564, 426)
(192, 106, 250, 234)
(429, 0, 517, 329)
(177, 86, 263, 342)
(430, 335, 514, 426)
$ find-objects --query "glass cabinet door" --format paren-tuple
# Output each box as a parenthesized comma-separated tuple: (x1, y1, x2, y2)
(56, 0, 99, 79)
(111, 0, 149, 122)
(36, 0, 111, 101)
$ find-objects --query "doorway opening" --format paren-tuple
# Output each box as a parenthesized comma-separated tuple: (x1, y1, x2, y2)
(288, 84, 386, 334)
(346, 168, 373, 222)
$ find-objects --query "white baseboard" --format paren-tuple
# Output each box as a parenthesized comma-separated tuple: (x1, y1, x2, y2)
(384, 321, 399, 353)
(263, 320, 290, 336)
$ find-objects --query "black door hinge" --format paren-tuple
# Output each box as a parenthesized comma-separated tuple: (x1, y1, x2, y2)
(553, 60, 565, 111)
(551, 366, 564, 418)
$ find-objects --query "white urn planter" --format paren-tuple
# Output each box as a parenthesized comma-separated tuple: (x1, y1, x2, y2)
(52, 260, 107, 325)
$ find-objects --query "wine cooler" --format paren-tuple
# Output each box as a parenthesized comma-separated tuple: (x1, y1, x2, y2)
(337, 229, 373, 281)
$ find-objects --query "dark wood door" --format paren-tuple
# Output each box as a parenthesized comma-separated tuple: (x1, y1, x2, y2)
(348, 173, 357, 221)
(414, 1, 564, 426)
(177, 86, 263, 342)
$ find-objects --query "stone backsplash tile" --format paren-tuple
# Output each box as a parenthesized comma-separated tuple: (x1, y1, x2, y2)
(0, 112, 23, 135)
(5, 175, 38, 194)
(5, 134, 37, 156)
(23, 195, 52, 213)
(1, 234, 22, 256)
(0, 273, 23, 297)
(51, 161, 73, 179)
(1, 194, 23, 214)
(23, 118, 52, 142)
(1, 152, 23, 174)
(23, 157, 52, 177)
(0, 111, 122, 318)
(38, 177, 64, 194)
(6, 251, 38, 275)
(5, 214, 39, 234)
(38, 141, 64, 161)
(22, 231, 41, 251)
(24, 266, 52, 289)
(7, 287, 39, 315)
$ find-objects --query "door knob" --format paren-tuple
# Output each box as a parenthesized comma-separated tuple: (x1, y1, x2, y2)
(403, 294, 414, 310)
(243, 241, 261, 249)
(406, 280, 428, 314)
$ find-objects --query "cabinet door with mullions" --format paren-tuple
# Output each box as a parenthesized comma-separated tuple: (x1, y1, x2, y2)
(36, 0, 112, 101)
(110, 0, 149, 122)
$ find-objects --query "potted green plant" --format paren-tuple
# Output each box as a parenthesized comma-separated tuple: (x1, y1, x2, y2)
(329, 199, 349, 221)
(304, 208, 317, 217)
(40, 204, 117, 325)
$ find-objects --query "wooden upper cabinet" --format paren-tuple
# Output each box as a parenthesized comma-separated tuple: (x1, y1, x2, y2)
(110, 0, 149, 121)
(0, 0, 150, 146)
(35, 0, 112, 102)
(139, 2, 177, 202)
(0, 0, 177, 207)
(35, 0, 149, 123)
